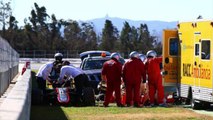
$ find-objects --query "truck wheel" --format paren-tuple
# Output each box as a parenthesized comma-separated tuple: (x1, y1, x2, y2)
(202, 102, 210, 110)
(191, 98, 201, 110)
(31, 89, 43, 105)
(82, 87, 96, 106)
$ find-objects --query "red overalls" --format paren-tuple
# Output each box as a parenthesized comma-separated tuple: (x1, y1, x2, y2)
(102, 58, 122, 106)
(146, 57, 164, 105)
(123, 58, 146, 106)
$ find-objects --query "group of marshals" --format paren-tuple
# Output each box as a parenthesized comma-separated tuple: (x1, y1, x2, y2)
(36, 51, 166, 108)
(101, 51, 167, 107)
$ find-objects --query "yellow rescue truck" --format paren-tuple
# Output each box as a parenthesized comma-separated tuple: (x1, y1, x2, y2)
(162, 19, 213, 109)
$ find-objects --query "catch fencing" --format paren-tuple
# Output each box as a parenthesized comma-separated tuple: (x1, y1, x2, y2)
(17, 50, 80, 58)
(17, 50, 132, 59)
(0, 37, 19, 96)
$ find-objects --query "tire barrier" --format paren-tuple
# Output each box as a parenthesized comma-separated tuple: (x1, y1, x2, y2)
(0, 37, 19, 96)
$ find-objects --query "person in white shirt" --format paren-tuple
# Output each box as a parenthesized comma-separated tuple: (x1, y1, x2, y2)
(58, 61, 90, 102)
(36, 62, 54, 91)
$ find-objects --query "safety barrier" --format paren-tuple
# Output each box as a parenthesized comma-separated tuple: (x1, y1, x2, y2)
(0, 68, 31, 120)
(0, 37, 19, 96)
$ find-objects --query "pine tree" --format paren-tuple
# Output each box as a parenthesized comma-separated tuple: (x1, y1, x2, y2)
(138, 23, 155, 53)
(120, 21, 132, 57)
(101, 19, 118, 51)
(0, 0, 12, 37)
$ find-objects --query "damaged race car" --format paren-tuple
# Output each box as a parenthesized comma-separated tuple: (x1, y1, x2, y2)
(45, 77, 96, 106)
(32, 63, 96, 106)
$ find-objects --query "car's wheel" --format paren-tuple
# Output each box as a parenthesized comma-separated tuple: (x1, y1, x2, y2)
(82, 87, 96, 106)
(31, 89, 43, 105)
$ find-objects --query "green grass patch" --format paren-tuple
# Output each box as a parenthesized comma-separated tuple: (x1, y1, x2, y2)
(30, 70, 213, 120)
(31, 105, 212, 120)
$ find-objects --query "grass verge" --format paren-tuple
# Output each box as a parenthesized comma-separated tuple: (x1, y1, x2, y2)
(31, 105, 213, 120)
(30, 70, 213, 120)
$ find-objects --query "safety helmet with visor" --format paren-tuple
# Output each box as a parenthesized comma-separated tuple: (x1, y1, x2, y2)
(139, 54, 147, 62)
(110, 52, 121, 61)
(146, 50, 157, 58)
(54, 53, 63, 62)
(129, 51, 139, 58)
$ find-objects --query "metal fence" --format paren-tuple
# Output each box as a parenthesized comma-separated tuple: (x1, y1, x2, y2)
(0, 37, 19, 96)
(17, 50, 134, 59)
(17, 50, 80, 58)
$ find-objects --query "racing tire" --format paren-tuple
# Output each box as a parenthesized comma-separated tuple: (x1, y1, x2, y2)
(82, 87, 96, 106)
(31, 89, 43, 105)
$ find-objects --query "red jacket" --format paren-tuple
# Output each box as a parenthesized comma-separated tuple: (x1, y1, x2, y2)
(123, 58, 146, 83)
(102, 58, 122, 82)
(146, 57, 162, 82)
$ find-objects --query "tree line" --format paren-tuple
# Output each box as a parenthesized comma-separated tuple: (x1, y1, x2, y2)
(0, 1, 162, 58)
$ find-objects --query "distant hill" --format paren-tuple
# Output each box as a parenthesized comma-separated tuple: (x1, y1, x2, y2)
(83, 16, 178, 41)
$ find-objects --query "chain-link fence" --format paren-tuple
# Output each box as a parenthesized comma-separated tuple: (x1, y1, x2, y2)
(0, 37, 19, 96)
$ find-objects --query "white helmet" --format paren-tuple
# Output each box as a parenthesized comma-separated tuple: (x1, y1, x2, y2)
(146, 50, 157, 58)
(110, 52, 121, 60)
(54, 53, 63, 62)
(139, 54, 147, 62)
(129, 51, 139, 58)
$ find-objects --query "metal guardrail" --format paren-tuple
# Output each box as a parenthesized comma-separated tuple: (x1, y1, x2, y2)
(0, 37, 19, 96)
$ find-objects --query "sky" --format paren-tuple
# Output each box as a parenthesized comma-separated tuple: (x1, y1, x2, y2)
(9, 0, 213, 26)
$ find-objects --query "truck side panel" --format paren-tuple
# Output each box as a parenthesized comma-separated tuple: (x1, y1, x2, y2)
(178, 20, 213, 102)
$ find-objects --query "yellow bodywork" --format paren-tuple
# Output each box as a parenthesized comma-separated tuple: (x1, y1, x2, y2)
(162, 29, 179, 86)
(179, 20, 213, 88)
(163, 20, 213, 102)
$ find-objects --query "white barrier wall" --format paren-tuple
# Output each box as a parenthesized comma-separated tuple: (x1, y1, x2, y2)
(0, 69, 31, 120)
(0, 37, 19, 96)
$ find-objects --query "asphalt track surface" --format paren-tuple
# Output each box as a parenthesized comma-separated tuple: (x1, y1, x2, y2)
(30, 61, 80, 70)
